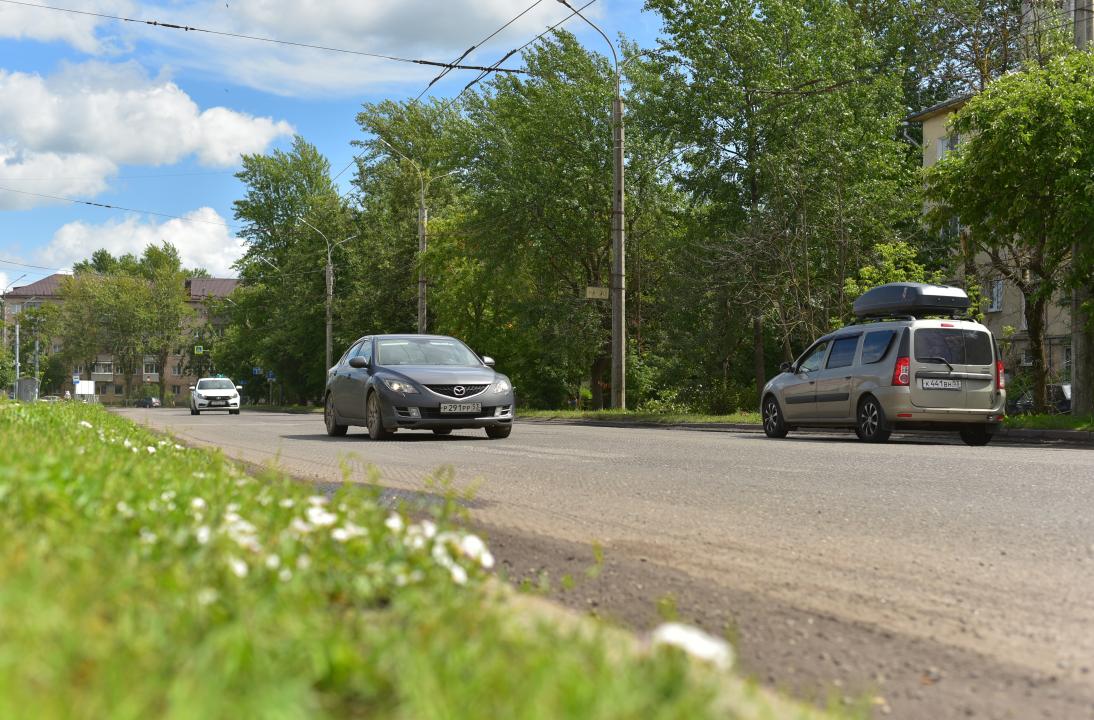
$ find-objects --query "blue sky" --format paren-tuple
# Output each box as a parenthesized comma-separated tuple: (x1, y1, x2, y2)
(0, 0, 662, 289)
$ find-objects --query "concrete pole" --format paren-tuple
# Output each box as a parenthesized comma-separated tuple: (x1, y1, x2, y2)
(1071, 0, 1094, 416)
(325, 251, 334, 372)
(611, 83, 626, 409)
(14, 322, 20, 385)
(418, 187, 428, 334)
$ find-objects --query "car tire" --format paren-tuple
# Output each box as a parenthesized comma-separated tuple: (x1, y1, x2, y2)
(762, 395, 789, 438)
(959, 425, 993, 447)
(191, 408, 199, 416)
(855, 395, 891, 443)
(485, 424, 512, 439)
(324, 393, 348, 437)
(229, 409, 240, 415)
(366, 392, 393, 441)
(432, 428, 453, 436)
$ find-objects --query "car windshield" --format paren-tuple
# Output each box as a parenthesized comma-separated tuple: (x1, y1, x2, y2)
(376, 338, 481, 366)
(197, 379, 235, 390)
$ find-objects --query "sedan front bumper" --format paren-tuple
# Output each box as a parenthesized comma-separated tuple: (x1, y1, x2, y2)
(377, 386, 515, 430)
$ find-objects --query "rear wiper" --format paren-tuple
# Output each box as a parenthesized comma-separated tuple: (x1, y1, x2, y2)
(921, 356, 955, 372)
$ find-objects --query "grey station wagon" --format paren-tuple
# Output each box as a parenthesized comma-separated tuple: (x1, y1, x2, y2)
(323, 334, 515, 440)
(761, 283, 1006, 446)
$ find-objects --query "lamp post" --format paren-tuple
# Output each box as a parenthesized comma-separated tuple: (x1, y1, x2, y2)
(556, 0, 627, 409)
(296, 217, 358, 371)
(375, 136, 460, 334)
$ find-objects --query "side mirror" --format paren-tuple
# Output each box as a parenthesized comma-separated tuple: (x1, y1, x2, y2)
(235, 385, 243, 391)
(482, 356, 495, 368)
(348, 356, 369, 369)
(779, 361, 792, 374)
(188, 386, 195, 391)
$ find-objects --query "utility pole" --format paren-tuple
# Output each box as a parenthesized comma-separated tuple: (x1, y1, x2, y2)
(14, 322, 20, 388)
(559, 0, 627, 408)
(1071, 0, 1093, 416)
(418, 186, 428, 334)
(297, 217, 358, 371)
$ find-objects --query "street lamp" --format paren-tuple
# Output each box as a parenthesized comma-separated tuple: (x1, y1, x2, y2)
(557, 0, 627, 409)
(296, 217, 359, 371)
(375, 136, 460, 334)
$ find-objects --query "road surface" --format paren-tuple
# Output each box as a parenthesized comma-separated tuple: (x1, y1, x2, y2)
(118, 408, 1094, 720)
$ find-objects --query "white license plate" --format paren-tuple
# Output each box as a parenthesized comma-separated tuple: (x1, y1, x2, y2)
(921, 378, 961, 390)
(440, 403, 481, 414)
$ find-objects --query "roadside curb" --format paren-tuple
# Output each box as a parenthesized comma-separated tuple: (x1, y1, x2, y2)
(520, 416, 1094, 446)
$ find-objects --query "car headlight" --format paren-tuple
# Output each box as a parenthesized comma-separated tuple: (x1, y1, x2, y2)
(381, 377, 418, 394)
(492, 378, 511, 394)
(194, 392, 205, 400)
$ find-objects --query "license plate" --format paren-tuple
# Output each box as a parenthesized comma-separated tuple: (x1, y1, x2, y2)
(921, 378, 961, 390)
(210, 400, 227, 406)
(440, 403, 481, 414)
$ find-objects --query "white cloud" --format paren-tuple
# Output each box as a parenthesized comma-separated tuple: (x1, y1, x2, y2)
(0, 270, 9, 294)
(0, 0, 134, 54)
(42, 208, 244, 277)
(0, 62, 293, 208)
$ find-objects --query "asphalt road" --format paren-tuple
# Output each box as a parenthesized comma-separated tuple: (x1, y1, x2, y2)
(118, 408, 1094, 719)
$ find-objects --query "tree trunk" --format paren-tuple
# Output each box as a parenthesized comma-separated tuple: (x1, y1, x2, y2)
(1024, 292, 1049, 413)
(753, 316, 765, 398)
(590, 356, 609, 410)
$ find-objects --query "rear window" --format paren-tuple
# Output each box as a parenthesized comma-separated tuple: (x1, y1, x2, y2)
(861, 331, 894, 364)
(826, 336, 859, 369)
(914, 329, 993, 365)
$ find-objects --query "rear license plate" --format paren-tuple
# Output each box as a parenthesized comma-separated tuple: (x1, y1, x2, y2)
(440, 403, 481, 414)
(921, 378, 961, 390)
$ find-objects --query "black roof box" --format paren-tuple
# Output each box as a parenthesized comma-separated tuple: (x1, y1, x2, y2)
(852, 282, 970, 319)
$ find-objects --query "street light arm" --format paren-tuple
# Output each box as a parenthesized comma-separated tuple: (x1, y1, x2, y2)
(375, 135, 424, 189)
(556, 0, 617, 70)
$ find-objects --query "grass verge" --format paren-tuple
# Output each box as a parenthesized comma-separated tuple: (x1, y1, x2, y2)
(0, 401, 842, 719)
(1003, 413, 1094, 431)
(521, 408, 764, 425)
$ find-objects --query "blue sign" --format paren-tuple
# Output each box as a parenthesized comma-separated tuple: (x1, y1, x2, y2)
(252, 367, 262, 376)
(266, 370, 275, 380)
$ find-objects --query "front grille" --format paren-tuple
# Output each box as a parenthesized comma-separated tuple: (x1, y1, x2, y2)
(420, 406, 495, 419)
(425, 384, 489, 399)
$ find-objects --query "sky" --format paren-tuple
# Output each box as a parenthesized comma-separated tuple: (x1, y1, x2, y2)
(0, 0, 663, 292)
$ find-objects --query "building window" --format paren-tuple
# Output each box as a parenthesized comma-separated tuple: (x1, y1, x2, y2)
(172, 363, 184, 377)
(93, 361, 113, 375)
(1021, 351, 1034, 367)
(986, 279, 1003, 312)
(114, 383, 124, 395)
(172, 384, 181, 395)
(72, 364, 85, 375)
(1065, 347, 1072, 370)
(143, 360, 159, 375)
(98, 382, 108, 395)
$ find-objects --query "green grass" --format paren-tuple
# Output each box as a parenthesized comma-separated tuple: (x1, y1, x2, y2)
(520, 408, 763, 425)
(0, 400, 839, 720)
(1003, 413, 1094, 431)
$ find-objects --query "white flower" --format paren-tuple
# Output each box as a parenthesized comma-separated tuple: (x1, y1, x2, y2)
(79, 420, 93, 429)
(278, 498, 295, 509)
(289, 518, 313, 535)
(419, 520, 437, 539)
(157, 440, 169, 447)
(227, 556, 248, 578)
(384, 514, 405, 533)
(296, 555, 311, 570)
(196, 588, 218, 606)
(307, 495, 328, 506)
(146, 446, 156, 454)
(264, 554, 281, 569)
(115, 501, 134, 518)
(174, 444, 184, 450)
(227, 503, 240, 513)
(195, 526, 211, 545)
(459, 534, 495, 569)
(192, 472, 207, 479)
(278, 568, 293, 582)
(305, 505, 337, 527)
(449, 565, 468, 585)
(650, 623, 735, 671)
(139, 528, 157, 544)
(123, 438, 133, 449)
(190, 498, 206, 511)
(161, 491, 176, 502)
(331, 522, 365, 543)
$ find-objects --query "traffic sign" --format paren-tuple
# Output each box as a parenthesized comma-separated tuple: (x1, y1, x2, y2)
(72, 374, 80, 385)
(585, 286, 610, 300)
(252, 367, 262, 376)
(266, 370, 275, 380)
(194, 345, 204, 355)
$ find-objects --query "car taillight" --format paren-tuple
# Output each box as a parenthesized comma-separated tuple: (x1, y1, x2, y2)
(996, 360, 1005, 390)
(892, 357, 910, 386)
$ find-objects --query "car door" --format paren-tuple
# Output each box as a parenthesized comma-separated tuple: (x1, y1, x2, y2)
(782, 340, 830, 420)
(343, 337, 373, 420)
(330, 341, 362, 417)
(813, 335, 860, 420)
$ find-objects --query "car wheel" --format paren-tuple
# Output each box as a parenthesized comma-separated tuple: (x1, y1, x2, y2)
(762, 395, 789, 438)
(485, 424, 512, 439)
(366, 392, 393, 441)
(324, 393, 348, 437)
(959, 425, 993, 447)
(432, 428, 453, 436)
(190, 407, 197, 416)
(855, 395, 891, 443)
(229, 409, 240, 416)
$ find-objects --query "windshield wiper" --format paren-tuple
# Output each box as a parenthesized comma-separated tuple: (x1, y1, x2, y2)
(922, 356, 955, 372)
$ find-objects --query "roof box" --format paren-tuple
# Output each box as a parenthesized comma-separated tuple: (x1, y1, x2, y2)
(852, 282, 970, 319)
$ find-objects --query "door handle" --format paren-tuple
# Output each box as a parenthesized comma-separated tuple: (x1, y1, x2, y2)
(844, 376, 852, 380)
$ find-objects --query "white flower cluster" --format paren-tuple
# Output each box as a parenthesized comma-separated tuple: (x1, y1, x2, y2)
(650, 623, 735, 671)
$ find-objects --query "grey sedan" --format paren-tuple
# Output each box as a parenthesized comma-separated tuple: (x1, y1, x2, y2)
(323, 334, 515, 440)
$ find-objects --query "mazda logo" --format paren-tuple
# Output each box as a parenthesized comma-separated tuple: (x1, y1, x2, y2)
(453, 385, 466, 396)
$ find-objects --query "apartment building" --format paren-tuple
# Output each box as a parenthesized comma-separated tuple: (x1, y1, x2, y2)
(2, 274, 238, 403)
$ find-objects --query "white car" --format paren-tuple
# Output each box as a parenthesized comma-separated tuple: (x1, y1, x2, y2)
(189, 377, 242, 415)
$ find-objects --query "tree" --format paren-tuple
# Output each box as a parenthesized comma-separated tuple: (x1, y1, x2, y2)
(925, 51, 1094, 412)
(0, 343, 13, 391)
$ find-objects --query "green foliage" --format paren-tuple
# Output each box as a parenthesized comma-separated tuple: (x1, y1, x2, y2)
(0, 343, 13, 389)
(0, 402, 826, 720)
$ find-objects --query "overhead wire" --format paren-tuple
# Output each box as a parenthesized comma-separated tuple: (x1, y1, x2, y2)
(0, 186, 242, 230)
(0, 0, 527, 74)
